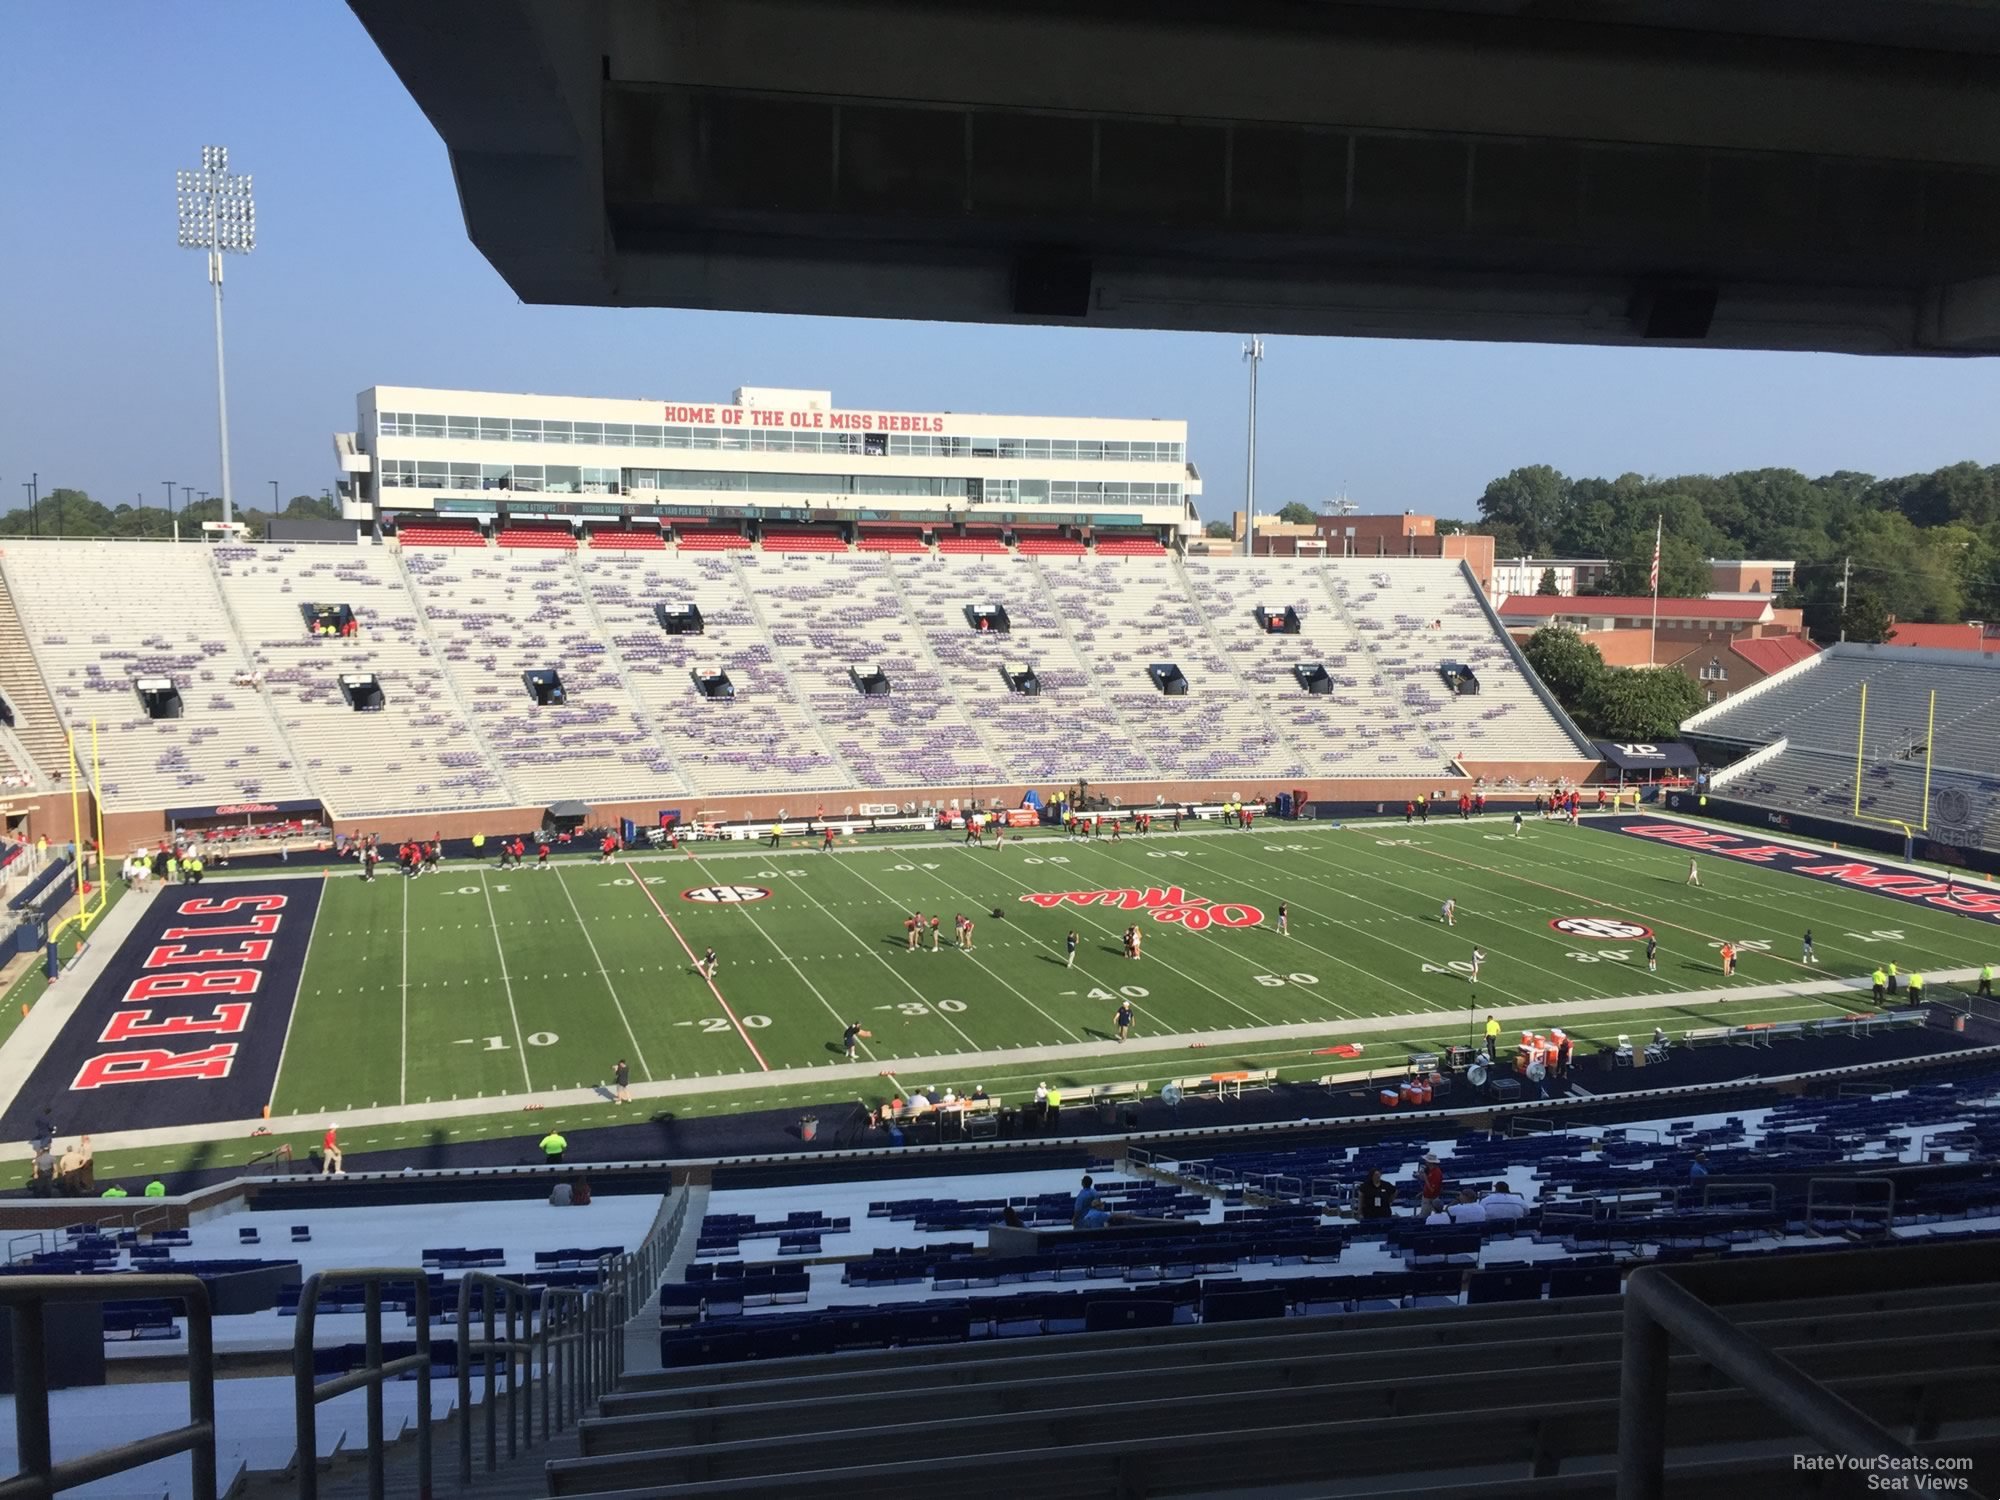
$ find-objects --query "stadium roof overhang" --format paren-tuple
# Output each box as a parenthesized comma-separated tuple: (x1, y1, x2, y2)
(349, 0, 2000, 355)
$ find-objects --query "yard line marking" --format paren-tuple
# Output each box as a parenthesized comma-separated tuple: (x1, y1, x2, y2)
(399, 876, 409, 1106)
(1248, 837, 1601, 1003)
(960, 847, 1299, 1029)
(555, 865, 652, 1081)
(1088, 843, 1403, 1017)
(478, 870, 534, 1090)
(623, 861, 770, 1071)
(834, 858, 1082, 1043)
(1525, 826, 1995, 971)
(266, 870, 328, 1115)
(746, 862, 987, 1050)
(672, 850, 880, 1062)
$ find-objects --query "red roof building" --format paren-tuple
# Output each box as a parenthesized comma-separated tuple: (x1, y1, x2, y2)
(1496, 596, 1775, 626)
(1500, 595, 1816, 705)
(1729, 634, 1821, 676)
(1885, 622, 2000, 655)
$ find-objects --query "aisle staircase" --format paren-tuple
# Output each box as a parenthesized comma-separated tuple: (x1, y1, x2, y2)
(0, 564, 72, 784)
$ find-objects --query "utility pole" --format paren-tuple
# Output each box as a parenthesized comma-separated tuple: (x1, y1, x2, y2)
(1837, 556, 1852, 643)
(1241, 336, 1265, 558)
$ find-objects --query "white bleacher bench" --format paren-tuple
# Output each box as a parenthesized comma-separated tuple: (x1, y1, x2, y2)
(1170, 1069, 1277, 1101)
(1072, 1082, 1146, 1106)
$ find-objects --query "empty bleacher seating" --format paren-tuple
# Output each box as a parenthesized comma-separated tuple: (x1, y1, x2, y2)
(1, 542, 311, 811)
(6, 538, 1592, 809)
(1690, 643, 2000, 848)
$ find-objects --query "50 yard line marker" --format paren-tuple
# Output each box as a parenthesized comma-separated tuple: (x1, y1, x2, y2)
(625, 861, 770, 1071)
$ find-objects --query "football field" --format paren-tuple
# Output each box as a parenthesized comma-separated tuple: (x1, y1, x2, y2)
(267, 815, 2000, 1118)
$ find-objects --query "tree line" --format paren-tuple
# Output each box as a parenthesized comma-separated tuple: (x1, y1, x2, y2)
(1464, 461, 2000, 642)
(1522, 626, 1703, 741)
(0, 489, 343, 542)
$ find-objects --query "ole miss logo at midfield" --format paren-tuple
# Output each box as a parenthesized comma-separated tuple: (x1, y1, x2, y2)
(1020, 886, 1264, 930)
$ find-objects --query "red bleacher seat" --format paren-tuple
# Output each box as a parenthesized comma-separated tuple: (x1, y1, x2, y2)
(1095, 536, 1167, 556)
(396, 525, 488, 548)
(585, 529, 666, 550)
(858, 534, 928, 554)
(496, 527, 577, 550)
(1016, 536, 1086, 556)
(762, 531, 849, 553)
(676, 529, 753, 551)
(937, 536, 1009, 555)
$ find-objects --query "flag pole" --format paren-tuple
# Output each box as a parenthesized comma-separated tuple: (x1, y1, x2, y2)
(1648, 516, 1662, 667)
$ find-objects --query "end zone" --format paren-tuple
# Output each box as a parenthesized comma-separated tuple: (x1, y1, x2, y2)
(1596, 815, 2000, 925)
(0, 879, 324, 1136)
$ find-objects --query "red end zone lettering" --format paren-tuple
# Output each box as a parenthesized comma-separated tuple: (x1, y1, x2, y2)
(72, 1045, 238, 1090)
(1, 879, 323, 1136)
(158, 913, 282, 940)
(122, 970, 262, 1003)
(176, 894, 287, 916)
(144, 939, 275, 968)
(100, 1004, 252, 1043)
(1598, 816, 2000, 926)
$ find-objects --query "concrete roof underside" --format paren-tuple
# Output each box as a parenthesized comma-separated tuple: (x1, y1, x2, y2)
(349, 0, 2000, 354)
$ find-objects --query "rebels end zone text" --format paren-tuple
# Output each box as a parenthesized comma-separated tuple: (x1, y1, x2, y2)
(71, 893, 290, 1091)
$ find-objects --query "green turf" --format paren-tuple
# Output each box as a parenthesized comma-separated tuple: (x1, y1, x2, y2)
(66, 815, 2000, 1184)
(265, 816, 1995, 1119)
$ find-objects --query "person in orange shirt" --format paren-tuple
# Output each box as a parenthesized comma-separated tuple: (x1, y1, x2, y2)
(321, 1123, 345, 1177)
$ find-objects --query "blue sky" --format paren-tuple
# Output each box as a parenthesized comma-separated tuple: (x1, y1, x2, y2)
(7, 2, 2000, 524)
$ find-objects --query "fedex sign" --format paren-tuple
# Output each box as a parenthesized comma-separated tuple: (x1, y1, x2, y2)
(0, 880, 323, 1136)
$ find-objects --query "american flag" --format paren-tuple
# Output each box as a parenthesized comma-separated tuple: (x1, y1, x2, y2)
(1649, 518, 1662, 594)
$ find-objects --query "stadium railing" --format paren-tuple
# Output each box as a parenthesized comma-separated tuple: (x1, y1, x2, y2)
(0, 1181, 687, 1500)
(0, 1273, 217, 1500)
(291, 1269, 432, 1500)
(1615, 1240, 1990, 1500)
(454, 1185, 684, 1484)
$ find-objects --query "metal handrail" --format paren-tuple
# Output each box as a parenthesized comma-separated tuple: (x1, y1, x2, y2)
(1806, 1175, 1896, 1236)
(456, 1272, 542, 1483)
(291, 1269, 432, 1500)
(1615, 1241, 1992, 1500)
(0, 1274, 216, 1500)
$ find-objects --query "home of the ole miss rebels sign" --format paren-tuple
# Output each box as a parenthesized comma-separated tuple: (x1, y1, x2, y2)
(1601, 818, 2000, 924)
(0, 881, 322, 1136)
(1019, 886, 1265, 929)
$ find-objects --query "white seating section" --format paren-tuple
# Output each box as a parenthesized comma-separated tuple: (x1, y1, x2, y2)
(891, 553, 1154, 781)
(741, 553, 1006, 787)
(402, 549, 689, 804)
(6, 540, 1587, 812)
(578, 550, 851, 795)
(211, 546, 512, 816)
(1036, 555, 1306, 779)
(1325, 557, 1583, 762)
(1, 542, 308, 811)
(1183, 557, 1453, 777)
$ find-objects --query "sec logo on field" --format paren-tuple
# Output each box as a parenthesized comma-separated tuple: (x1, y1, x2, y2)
(681, 885, 773, 904)
(1549, 916, 1652, 940)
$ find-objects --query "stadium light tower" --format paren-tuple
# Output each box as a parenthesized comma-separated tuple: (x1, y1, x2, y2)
(176, 145, 255, 529)
(1241, 336, 1265, 558)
